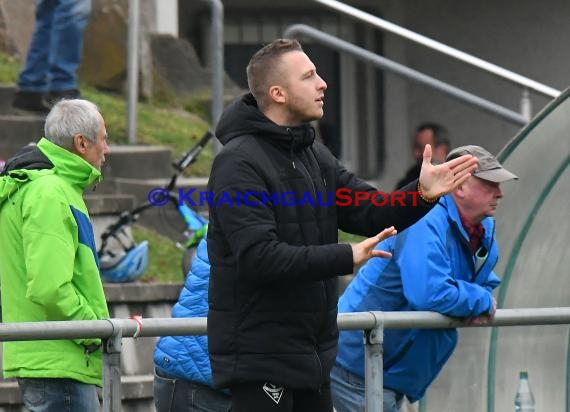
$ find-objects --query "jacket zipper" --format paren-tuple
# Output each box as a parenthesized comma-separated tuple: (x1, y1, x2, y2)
(293, 153, 317, 200)
(472, 221, 496, 282)
(452, 219, 483, 281)
(314, 348, 323, 391)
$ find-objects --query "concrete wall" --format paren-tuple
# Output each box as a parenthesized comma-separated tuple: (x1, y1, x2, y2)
(154, 0, 178, 37)
(376, 0, 568, 187)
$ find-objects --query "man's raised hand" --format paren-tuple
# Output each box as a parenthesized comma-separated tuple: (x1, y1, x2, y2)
(419, 144, 478, 199)
(351, 226, 398, 266)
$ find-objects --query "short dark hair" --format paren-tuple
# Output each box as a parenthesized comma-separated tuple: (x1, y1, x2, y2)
(246, 39, 304, 110)
(416, 122, 450, 148)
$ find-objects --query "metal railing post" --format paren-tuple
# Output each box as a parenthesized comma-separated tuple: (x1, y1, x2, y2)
(200, 0, 224, 154)
(365, 312, 384, 412)
(103, 320, 124, 412)
(126, 0, 140, 144)
(520, 88, 533, 122)
(210, 0, 224, 154)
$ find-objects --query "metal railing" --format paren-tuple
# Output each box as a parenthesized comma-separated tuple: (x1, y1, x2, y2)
(313, 0, 561, 120)
(126, 0, 140, 144)
(1, 308, 570, 411)
(125, 0, 224, 147)
(283, 24, 527, 126)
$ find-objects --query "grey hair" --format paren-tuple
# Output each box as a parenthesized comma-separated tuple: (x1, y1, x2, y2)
(44, 99, 101, 150)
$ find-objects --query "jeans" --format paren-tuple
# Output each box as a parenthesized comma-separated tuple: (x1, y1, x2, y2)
(330, 364, 404, 412)
(17, 378, 100, 412)
(18, 0, 92, 92)
(153, 368, 231, 412)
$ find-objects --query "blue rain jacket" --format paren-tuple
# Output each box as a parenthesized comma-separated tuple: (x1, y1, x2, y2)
(153, 238, 213, 386)
(336, 195, 501, 402)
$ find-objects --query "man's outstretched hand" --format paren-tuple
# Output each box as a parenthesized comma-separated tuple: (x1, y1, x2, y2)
(419, 144, 479, 199)
(351, 226, 398, 266)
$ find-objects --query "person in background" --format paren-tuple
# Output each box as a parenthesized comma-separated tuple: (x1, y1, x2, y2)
(395, 123, 450, 189)
(206, 38, 478, 412)
(332, 145, 518, 412)
(0, 99, 110, 411)
(153, 236, 231, 412)
(13, 0, 92, 112)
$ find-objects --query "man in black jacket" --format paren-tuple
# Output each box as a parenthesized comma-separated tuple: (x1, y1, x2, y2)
(207, 39, 477, 412)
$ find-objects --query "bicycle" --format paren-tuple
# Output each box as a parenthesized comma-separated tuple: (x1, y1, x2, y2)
(97, 131, 213, 283)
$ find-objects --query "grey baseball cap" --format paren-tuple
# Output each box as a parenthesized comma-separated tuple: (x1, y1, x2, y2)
(446, 145, 518, 183)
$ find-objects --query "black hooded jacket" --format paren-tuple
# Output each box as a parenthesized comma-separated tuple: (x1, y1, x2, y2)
(207, 93, 435, 390)
(0, 144, 53, 176)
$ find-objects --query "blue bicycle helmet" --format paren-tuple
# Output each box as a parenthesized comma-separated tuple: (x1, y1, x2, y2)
(99, 240, 149, 283)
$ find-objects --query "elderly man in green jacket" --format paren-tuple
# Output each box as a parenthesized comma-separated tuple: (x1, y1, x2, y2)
(0, 99, 110, 411)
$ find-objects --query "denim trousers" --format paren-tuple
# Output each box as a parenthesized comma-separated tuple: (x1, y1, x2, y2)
(18, 0, 92, 92)
(330, 364, 404, 412)
(17, 377, 100, 412)
(154, 368, 231, 412)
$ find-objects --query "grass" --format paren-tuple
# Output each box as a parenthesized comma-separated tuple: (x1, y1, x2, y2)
(132, 225, 185, 283)
(0, 52, 213, 176)
(338, 231, 365, 244)
(0, 53, 19, 83)
(81, 85, 213, 176)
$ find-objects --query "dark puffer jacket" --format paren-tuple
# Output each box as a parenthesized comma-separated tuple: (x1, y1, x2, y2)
(207, 93, 434, 390)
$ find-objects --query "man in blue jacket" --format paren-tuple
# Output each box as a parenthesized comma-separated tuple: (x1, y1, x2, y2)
(332, 145, 518, 412)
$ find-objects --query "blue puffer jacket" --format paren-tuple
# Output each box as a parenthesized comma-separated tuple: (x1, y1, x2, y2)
(335, 195, 501, 402)
(153, 238, 213, 386)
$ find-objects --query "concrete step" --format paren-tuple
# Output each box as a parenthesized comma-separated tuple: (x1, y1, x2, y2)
(90, 176, 208, 246)
(109, 176, 209, 211)
(113, 176, 209, 240)
(84, 144, 179, 195)
(85, 193, 136, 216)
(0, 114, 44, 160)
(0, 380, 21, 407)
(86, 193, 137, 252)
(104, 283, 182, 303)
(103, 145, 173, 180)
(0, 84, 16, 114)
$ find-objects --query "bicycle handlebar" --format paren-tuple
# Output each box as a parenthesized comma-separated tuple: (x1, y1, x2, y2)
(166, 130, 214, 192)
(173, 130, 213, 172)
(98, 130, 214, 255)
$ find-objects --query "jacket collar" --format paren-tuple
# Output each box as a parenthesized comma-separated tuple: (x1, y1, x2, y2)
(216, 93, 315, 152)
(37, 138, 101, 189)
(440, 194, 495, 247)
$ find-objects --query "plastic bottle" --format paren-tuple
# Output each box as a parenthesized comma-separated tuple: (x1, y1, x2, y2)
(514, 371, 535, 412)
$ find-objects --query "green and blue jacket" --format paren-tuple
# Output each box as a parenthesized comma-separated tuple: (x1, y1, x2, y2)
(0, 138, 109, 386)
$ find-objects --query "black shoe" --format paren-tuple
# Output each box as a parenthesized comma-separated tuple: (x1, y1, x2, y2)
(12, 91, 50, 113)
(46, 89, 81, 106)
